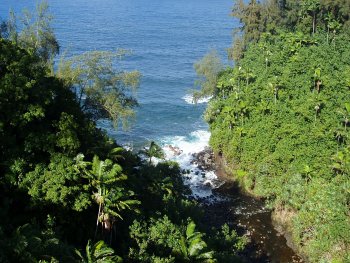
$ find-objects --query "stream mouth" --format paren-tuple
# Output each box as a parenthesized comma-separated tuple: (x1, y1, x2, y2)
(161, 131, 303, 263)
(209, 181, 304, 263)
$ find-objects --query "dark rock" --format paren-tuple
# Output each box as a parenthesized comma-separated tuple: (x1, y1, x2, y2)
(166, 145, 182, 156)
(192, 147, 216, 172)
(204, 181, 212, 187)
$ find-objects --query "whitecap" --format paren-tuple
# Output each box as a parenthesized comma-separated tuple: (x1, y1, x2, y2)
(122, 143, 133, 152)
(182, 94, 213, 105)
(160, 130, 224, 202)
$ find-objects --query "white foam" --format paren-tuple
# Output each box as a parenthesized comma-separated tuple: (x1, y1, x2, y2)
(182, 94, 212, 104)
(122, 143, 133, 152)
(160, 130, 223, 201)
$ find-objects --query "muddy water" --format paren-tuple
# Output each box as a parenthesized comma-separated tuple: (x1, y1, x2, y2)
(198, 173, 303, 262)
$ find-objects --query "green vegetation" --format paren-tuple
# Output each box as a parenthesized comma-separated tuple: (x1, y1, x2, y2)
(192, 50, 223, 103)
(75, 240, 123, 263)
(141, 141, 166, 164)
(4, 2, 59, 70)
(0, 2, 247, 262)
(57, 50, 140, 128)
(195, 0, 350, 262)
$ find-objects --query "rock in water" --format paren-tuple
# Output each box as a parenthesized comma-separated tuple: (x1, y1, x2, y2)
(193, 146, 216, 171)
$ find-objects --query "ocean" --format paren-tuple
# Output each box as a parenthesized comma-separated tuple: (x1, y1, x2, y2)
(0, 0, 236, 197)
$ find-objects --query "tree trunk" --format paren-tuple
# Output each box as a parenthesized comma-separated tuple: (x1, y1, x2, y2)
(337, 137, 340, 153)
(316, 80, 322, 93)
(314, 112, 317, 126)
(327, 26, 329, 44)
(94, 203, 102, 240)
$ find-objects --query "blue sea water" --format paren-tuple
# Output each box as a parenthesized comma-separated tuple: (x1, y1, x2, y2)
(0, 0, 235, 145)
(1, 0, 236, 196)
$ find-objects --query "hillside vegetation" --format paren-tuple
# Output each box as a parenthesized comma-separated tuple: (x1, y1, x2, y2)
(198, 0, 350, 262)
(0, 3, 247, 262)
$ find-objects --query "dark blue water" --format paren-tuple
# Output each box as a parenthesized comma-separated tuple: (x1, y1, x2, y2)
(0, 0, 234, 148)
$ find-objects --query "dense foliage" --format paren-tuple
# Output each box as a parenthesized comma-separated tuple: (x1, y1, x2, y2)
(0, 3, 248, 262)
(198, 0, 350, 262)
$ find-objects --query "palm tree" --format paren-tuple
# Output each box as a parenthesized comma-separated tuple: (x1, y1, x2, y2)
(268, 82, 278, 104)
(268, 76, 281, 104)
(235, 127, 246, 138)
(108, 147, 125, 161)
(142, 141, 165, 164)
(331, 147, 350, 176)
(264, 49, 272, 70)
(216, 75, 238, 99)
(307, 95, 323, 126)
(90, 157, 140, 242)
(334, 127, 347, 153)
(179, 221, 214, 263)
(89, 157, 122, 238)
(301, 0, 320, 34)
(237, 100, 248, 126)
(339, 103, 350, 132)
(325, 13, 341, 46)
(222, 106, 236, 130)
(313, 67, 322, 94)
(256, 100, 270, 114)
(301, 165, 313, 182)
(314, 103, 321, 125)
(241, 67, 255, 88)
(259, 41, 272, 70)
(75, 240, 122, 263)
(75, 155, 140, 243)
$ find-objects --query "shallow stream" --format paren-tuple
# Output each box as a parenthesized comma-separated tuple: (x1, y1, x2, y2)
(206, 181, 303, 263)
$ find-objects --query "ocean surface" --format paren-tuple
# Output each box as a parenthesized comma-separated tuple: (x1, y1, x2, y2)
(0, 0, 236, 197)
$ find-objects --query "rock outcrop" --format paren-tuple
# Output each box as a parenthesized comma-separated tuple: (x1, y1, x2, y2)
(191, 146, 216, 171)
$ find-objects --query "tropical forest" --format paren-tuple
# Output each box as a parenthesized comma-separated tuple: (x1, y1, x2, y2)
(0, 0, 349, 263)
